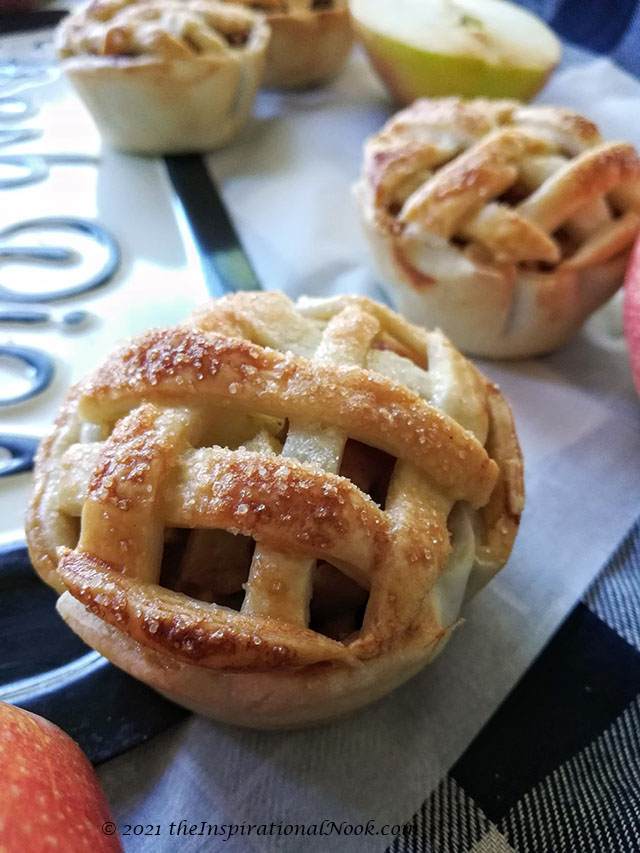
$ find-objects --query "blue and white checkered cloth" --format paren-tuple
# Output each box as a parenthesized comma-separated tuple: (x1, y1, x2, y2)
(391, 521, 640, 852)
(517, 0, 640, 77)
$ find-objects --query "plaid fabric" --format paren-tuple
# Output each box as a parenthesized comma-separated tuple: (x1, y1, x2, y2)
(516, 0, 640, 76)
(389, 521, 640, 853)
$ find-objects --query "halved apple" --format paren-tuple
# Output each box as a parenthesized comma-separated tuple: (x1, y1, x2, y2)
(349, 0, 561, 103)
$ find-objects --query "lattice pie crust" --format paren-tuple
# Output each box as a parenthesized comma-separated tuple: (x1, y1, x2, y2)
(27, 293, 524, 728)
(56, 0, 270, 153)
(356, 97, 640, 358)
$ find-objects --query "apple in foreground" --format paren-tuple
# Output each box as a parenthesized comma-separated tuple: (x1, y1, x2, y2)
(349, 0, 561, 103)
(624, 236, 640, 398)
(0, 702, 123, 852)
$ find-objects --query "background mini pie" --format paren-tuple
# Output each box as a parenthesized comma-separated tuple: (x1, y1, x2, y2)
(223, 0, 353, 88)
(27, 292, 524, 729)
(56, 0, 270, 154)
(355, 97, 640, 359)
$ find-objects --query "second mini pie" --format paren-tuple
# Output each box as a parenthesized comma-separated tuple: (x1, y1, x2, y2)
(223, 0, 353, 88)
(356, 97, 640, 358)
(56, 0, 270, 154)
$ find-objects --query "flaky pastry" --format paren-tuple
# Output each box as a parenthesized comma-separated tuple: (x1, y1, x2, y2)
(222, 0, 353, 88)
(56, 0, 270, 154)
(355, 97, 640, 358)
(27, 292, 523, 728)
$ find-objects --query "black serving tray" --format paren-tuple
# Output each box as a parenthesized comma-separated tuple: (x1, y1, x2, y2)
(0, 542, 187, 763)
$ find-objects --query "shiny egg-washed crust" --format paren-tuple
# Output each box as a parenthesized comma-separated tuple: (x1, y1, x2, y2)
(56, 0, 270, 154)
(356, 97, 640, 358)
(27, 292, 524, 728)
(223, 0, 353, 88)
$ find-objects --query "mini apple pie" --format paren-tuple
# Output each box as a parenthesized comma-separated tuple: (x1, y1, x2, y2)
(356, 97, 640, 358)
(56, 0, 270, 154)
(223, 0, 353, 88)
(27, 292, 523, 728)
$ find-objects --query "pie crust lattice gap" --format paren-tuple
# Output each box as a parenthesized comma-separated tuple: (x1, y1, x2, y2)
(28, 293, 523, 679)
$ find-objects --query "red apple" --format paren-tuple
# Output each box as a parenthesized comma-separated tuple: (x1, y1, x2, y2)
(624, 235, 640, 397)
(0, 702, 123, 852)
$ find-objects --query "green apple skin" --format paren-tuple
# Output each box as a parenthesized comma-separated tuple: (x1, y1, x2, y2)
(355, 23, 556, 103)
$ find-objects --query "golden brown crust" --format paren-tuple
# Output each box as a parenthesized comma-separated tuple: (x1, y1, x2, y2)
(475, 383, 525, 575)
(356, 96, 640, 358)
(58, 437, 390, 583)
(27, 292, 523, 726)
(57, 0, 261, 59)
(57, 549, 356, 670)
(77, 327, 498, 506)
(56, 592, 451, 728)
